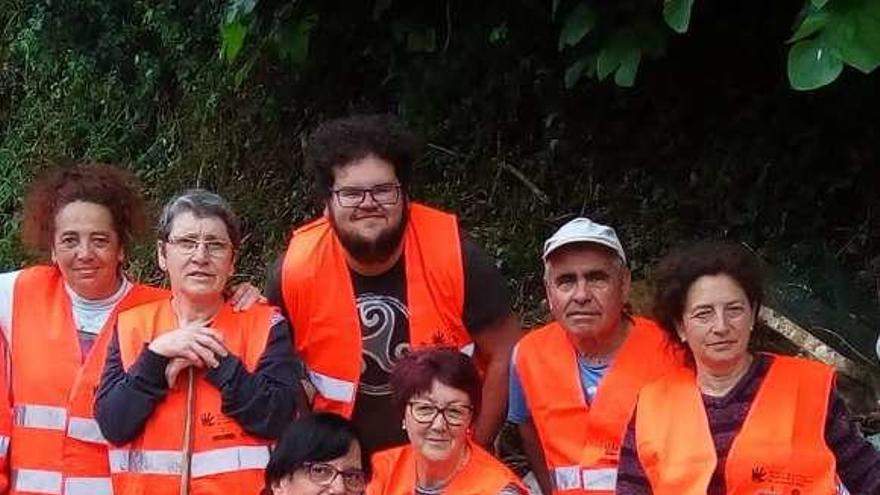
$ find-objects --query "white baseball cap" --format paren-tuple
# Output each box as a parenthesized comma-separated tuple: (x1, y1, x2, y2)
(542, 217, 627, 264)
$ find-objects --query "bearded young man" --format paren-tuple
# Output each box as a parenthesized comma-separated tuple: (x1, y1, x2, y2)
(266, 114, 520, 454)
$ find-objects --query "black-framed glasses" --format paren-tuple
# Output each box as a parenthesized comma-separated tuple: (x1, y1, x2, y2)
(165, 236, 232, 257)
(331, 183, 401, 208)
(407, 400, 474, 427)
(302, 462, 366, 492)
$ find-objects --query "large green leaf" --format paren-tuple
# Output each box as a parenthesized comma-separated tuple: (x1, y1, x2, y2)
(663, 0, 695, 34)
(558, 3, 597, 51)
(811, 0, 830, 8)
(824, 2, 880, 73)
(788, 38, 844, 90)
(564, 58, 588, 89)
(220, 21, 247, 62)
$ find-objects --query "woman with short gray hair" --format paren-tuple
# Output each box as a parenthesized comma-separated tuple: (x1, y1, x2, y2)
(94, 189, 303, 495)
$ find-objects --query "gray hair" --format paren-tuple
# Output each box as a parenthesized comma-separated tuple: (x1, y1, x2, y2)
(157, 189, 242, 249)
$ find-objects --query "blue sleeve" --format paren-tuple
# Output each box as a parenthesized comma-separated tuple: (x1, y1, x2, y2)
(204, 317, 301, 440)
(506, 358, 531, 424)
(94, 328, 171, 445)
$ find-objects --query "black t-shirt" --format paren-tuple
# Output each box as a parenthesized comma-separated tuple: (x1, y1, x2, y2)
(265, 230, 511, 454)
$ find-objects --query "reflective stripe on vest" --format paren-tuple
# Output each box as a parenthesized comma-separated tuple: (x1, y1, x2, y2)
(307, 343, 473, 404)
(64, 477, 113, 495)
(109, 445, 270, 477)
(66, 417, 107, 445)
(14, 404, 67, 430)
(0, 434, 10, 455)
(12, 468, 63, 494)
(553, 466, 617, 491)
(190, 445, 270, 477)
(307, 369, 356, 403)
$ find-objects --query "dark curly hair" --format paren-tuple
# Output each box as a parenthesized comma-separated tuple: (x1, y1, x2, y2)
(306, 114, 421, 200)
(652, 241, 765, 353)
(391, 347, 482, 420)
(21, 162, 148, 253)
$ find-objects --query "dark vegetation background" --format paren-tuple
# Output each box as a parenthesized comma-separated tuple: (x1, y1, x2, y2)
(1, 1, 879, 371)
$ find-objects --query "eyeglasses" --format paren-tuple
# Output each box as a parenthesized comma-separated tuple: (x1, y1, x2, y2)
(407, 400, 474, 427)
(165, 237, 232, 257)
(302, 462, 366, 492)
(331, 183, 401, 208)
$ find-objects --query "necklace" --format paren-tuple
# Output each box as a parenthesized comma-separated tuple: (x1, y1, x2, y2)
(416, 444, 470, 493)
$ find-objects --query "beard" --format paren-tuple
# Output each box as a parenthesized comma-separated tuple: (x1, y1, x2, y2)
(330, 204, 409, 265)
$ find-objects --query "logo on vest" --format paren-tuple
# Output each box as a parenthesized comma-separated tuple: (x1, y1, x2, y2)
(200, 412, 216, 427)
(751, 465, 814, 491)
(752, 466, 768, 482)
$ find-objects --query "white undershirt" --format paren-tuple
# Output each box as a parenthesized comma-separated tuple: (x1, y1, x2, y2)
(65, 277, 131, 335)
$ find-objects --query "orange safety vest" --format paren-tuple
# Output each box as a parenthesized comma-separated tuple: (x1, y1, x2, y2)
(635, 354, 841, 495)
(281, 203, 473, 418)
(109, 299, 277, 495)
(8, 266, 165, 495)
(62, 289, 169, 495)
(367, 439, 527, 494)
(513, 317, 679, 494)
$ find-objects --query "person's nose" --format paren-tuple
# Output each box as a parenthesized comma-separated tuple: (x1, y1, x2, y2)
(571, 279, 592, 304)
(711, 310, 732, 335)
(74, 242, 94, 261)
(190, 242, 211, 263)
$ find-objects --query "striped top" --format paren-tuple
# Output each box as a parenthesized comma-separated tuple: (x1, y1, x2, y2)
(616, 353, 880, 494)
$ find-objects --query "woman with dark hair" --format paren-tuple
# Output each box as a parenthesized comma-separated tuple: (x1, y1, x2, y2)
(615, 241, 880, 494)
(264, 413, 370, 494)
(367, 347, 525, 495)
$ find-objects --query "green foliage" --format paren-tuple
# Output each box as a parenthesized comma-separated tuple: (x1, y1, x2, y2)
(1, 0, 879, 341)
(788, 38, 844, 90)
(787, 0, 880, 90)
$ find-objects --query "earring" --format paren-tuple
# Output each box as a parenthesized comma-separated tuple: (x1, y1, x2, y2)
(680, 335, 687, 342)
(401, 421, 406, 431)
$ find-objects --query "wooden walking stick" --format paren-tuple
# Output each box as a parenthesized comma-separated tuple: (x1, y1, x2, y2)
(180, 367, 196, 495)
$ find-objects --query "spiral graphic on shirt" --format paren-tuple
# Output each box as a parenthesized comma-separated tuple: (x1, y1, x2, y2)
(357, 293, 409, 396)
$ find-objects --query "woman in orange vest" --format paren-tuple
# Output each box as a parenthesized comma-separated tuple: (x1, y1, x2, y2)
(0, 163, 171, 495)
(262, 413, 370, 494)
(615, 241, 880, 495)
(367, 347, 526, 495)
(93, 189, 302, 495)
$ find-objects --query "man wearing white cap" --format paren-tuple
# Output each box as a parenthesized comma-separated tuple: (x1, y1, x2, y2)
(508, 218, 680, 494)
